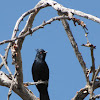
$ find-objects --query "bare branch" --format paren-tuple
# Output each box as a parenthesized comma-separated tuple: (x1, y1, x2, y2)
(94, 66, 100, 81)
(24, 81, 48, 86)
(0, 71, 38, 100)
(92, 94, 100, 100)
(2, 1, 50, 99)
(1, 0, 99, 45)
(81, 40, 96, 99)
(0, 0, 100, 100)
(0, 16, 69, 45)
(81, 43, 96, 49)
(11, 43, 23, 86)
(92, 66, 100, 88)
(60, 18, 90, 85)
(89, 66, 100, 99)
(91, 47, 95, 81)
(72, 87, 88, 100)
(0, 43, 11, 69)
(71, 10, 100, 24)
(0, 71, 12, 86)
(0, 54, 16, 100)
(12, 0, 49, 38)
(7, 81, 14, 100)
(0, 54, 12, 75)
(43, 0, 100, 23)
(10, 16, 71, 87)
(0, 16, 87, 46)
(73, 81, 100, 100)
(0, 16, 70, 45)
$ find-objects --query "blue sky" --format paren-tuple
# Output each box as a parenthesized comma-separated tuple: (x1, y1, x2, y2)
(0, 0, 100, 100)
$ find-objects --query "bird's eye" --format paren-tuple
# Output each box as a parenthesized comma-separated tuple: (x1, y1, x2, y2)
(40, 52, 42, 54)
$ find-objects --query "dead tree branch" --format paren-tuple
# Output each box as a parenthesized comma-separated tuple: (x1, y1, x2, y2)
(90, 66, 100, 99)
(12, 0, 49, 38)
(72, 81, 100, 100)
(0, 54, 16, 100)
(60, 18, 90, 85)
(0, 0, 100, 100)
(42, 0, 100, 23)
(0, 71, 38, 100)
(0, 15, 88, 46)
(89, 47, 95, 99)
(0, 16, 70, 45)
(0, 43, 11, 69)
(92, 94, 100, 100)
(24, 81, 48, 86)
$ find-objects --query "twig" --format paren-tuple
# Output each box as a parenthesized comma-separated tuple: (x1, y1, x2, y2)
(0, 43, 11, 69)
(89, 66, 100, 100)
(81, 37, 96, 99)
(7, 82, 13, 100)
(0, 16, 70, 45)
(92, 94, 100, 99)
(92, 66, 100, 87)
(91, 47, 95, 81)
(91, 66, 100, 99)
(0, 16, 87, 46)
(7, 74, 16, 100)
(24, 81, 48, 86)
(0, 54, 15, 100)
(0, 54, 12, 74)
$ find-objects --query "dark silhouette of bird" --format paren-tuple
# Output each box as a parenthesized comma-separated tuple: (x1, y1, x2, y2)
(32, 49, 50, 100)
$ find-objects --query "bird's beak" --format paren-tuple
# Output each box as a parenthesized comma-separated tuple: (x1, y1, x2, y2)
(44, 51, 48, 53)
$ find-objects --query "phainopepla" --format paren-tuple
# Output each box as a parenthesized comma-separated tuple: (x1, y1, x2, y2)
(32, 49, 50, 100)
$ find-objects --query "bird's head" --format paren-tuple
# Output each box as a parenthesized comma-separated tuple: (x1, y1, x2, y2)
(35, 49, 47, 61)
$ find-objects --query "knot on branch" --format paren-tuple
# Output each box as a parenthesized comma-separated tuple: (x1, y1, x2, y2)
(81, 43, 96, 49)
(11, 43, 19, 65)
(28, 27, 32, 36)
(0, 71, 3, 76)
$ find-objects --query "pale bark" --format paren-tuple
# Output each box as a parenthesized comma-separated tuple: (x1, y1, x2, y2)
(0, 0, 100, 100)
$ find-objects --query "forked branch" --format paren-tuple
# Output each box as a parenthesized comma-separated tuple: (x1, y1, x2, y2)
(0, 0, 100, 100)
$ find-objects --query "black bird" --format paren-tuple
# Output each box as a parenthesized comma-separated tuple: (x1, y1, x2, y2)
(32, 49, 50, 100)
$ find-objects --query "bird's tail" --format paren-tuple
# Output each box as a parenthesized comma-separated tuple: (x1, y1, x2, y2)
(40, 90, 50, 100)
